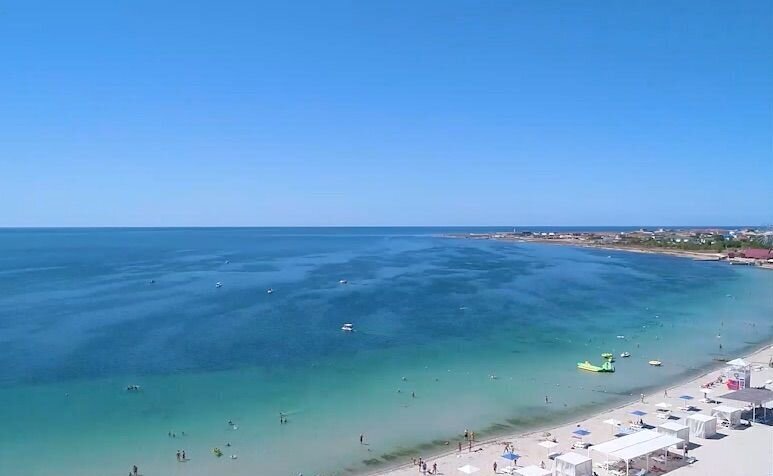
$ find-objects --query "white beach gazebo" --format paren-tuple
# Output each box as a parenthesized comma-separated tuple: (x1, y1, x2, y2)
(711, 404, 743, 426)
(590, 430, 683, 476)
(657, 421, 689, 448)
(686, 413, 717, 438)
(552, 452, 592, 476)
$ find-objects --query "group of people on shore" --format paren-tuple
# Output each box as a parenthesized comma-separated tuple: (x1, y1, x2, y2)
(411, 456, 437, 474)
(176, 449, 187, 462)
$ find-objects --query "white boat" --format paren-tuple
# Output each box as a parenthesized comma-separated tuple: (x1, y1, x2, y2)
(216, 282, 222, 288)
(341, 323, 354, 332)
(267, 288, 273, 294)
(648, 360, 662, 366)
(616, 335, 625, 339)
(339, 279, 348, 284)
(620, 352, 631, 358)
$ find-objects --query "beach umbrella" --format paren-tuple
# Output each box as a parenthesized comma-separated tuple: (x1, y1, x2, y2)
(630, 410, 647, 416)
(678, 395, 694, 400)
(572, 429, 591, 437)
(458, 464, 480, 474)
(603, 418, 621, 435)
(501, 452, 520, 461)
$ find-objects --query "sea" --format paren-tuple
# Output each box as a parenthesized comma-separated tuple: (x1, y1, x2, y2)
(0, 227, 771, 476)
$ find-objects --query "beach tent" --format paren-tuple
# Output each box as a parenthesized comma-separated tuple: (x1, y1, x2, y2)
(591, 430, 683, 476)
(686, 414, 716, 438)
(515, 465, 552, 476)
(657, 422, 689, 448)
(457, 464, 480, 474)
(611, 435, 683, 475)
(591, 430, 662, 459)
(552, 452, 592, 476)
(711, 405, 743, 426)
(719, 387, 773, 422)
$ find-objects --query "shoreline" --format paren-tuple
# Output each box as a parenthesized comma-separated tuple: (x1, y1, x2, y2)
(447, 234, 773, 270)
(366, 340, 773, 475)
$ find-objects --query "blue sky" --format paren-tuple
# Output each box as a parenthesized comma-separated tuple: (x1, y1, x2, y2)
(1, 1, 771, 226)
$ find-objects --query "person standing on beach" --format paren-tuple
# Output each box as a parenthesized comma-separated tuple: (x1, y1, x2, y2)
(469, 440, 472, 452)
(176, 450, 181, 462)
(458, 441, 462, 452)
(432, 462, 437, 474)
(493, 461, 498, 473)
(640, 393, 645, 403)
(182, 450, 186, 461)
(360, 434, 364, 444)
(132, 465, 138, 476)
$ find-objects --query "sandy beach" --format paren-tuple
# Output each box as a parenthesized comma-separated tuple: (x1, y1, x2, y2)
(374, 344, 773, 476)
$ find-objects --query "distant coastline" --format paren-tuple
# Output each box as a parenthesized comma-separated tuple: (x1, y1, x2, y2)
(446, 229, 773, 271)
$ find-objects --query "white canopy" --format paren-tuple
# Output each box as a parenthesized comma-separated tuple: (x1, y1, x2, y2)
(552, 452, 592, 476)
(612, 435, 683, 461)
(655, 402, 672, 408)
(603, 418, 621, 426)
(515, 465, 552, 476)
(657, 422, 689, 448)
(591, 430, 684, 462)
(539, 440, 559, 449)
(712, 405, 743, 426)
(591, 429, 661, 457)
(687, 413, 717, 438)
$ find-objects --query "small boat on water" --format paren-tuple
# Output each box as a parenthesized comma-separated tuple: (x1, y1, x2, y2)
(601, 352, 615, 362)
(649, 360, 662, 366)
(578, 360, 614, 372)
(339, 279, 348, 284)
(616, 335, 625, 339)
(216, 282, 222, 288)
(341, 323, 354, 332)
(266, 288, 273, 294)
(620, 352, 631, 358)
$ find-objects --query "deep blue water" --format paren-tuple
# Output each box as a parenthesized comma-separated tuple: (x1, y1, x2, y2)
(0, 228, 771, 475)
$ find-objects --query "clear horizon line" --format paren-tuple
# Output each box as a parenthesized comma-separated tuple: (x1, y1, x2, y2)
(0, 224, 767, 230)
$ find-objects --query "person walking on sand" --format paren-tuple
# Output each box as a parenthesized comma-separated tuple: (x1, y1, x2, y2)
(182, 450, 186, 461)
(664, 389, 669, 397)
(545, 395, 549, 404)
(469, 440, 472, 452)
(640, 393, 645, 403)
(176, 450, 181, 462)
(458, 441, 462, 452)
(493, 461, 498, 473)
(432, 462, 437, 474)
(360, 434, 364, 444)
(132, 465, 138, 476)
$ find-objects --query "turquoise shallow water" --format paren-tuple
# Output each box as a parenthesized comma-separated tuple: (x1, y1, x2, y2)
(0, 228, 771, 475)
